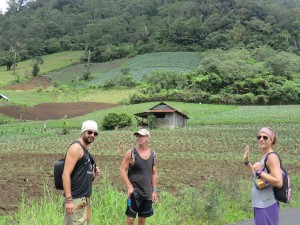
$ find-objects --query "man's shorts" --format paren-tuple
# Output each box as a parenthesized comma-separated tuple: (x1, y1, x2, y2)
(64, 197, 91, 225)
(125, 190, 153, 218)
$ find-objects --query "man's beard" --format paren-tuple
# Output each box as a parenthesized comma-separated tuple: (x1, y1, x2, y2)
(83, 136, 94, 145)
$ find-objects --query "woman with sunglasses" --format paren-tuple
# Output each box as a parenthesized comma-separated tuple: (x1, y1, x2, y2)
(243, 127, 283, 225)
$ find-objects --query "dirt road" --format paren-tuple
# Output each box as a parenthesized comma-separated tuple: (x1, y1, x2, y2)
(232, 207, 300, 225)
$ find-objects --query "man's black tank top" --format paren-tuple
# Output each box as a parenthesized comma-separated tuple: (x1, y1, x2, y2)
(128, 148, 154, 200)
(70, 141, 93, 198)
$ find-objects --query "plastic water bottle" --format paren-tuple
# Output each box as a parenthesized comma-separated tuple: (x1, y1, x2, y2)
(127, 198, 131, 207)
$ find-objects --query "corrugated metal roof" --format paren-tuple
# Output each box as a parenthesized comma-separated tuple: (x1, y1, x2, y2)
(135, 102, 189, 119)
(150, 103, 175, 111)
(148, 110, 176, 113)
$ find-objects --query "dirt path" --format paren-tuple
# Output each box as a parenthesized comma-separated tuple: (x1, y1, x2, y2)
(232, 207, 300, 225)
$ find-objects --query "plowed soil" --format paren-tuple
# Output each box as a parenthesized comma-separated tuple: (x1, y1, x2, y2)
(2, 151, 297, 217)
(1, 76, 117, 121)
(0, 102, 117, 121)
(3, 76, 52, 90)
(0, 152, 243, 216)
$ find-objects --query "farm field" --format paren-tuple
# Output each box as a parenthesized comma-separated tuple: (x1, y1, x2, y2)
(43, 52, 202, 85)
(88, 52, 202, 85)
(0, 51, 84, 87)
(0, 76, 136, 107)
(0, 103, 300, 221)
(0, 51, 300, 224)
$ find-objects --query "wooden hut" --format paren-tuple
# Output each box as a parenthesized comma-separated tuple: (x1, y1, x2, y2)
(134, 102, 189, 129)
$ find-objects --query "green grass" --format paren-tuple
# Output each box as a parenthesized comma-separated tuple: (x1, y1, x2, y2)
(0, 102, 235, 130)
(1, 104, 300, 224)
(88, 52, 202, 85)
(45, 58, 129, 85)
(0, 51, 84, 87)
(38, 52, 202, 86)
(2, 102, 300, 132)
(192, 105, 300, 125)
(4, 172, 300, 225)
(0, 87, 135, 106)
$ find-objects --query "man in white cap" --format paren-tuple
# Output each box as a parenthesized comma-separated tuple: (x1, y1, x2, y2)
(120, 128, 158, 225)
(62, 120, 100, 225)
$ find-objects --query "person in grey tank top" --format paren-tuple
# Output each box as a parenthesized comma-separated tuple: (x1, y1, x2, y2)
(120, 128, 158, 225)
(243, 127, 283, 225)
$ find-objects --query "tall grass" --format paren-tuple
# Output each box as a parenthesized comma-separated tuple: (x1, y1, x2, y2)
(7, 172, 300, 225)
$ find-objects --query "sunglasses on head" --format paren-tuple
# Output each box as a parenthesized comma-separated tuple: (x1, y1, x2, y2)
(87, 130, 98, 136)
(257, 135, 268, 141)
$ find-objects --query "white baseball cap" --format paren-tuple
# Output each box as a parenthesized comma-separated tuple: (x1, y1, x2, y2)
(134, 128, 150, 137)
(81, 120, 98, 133)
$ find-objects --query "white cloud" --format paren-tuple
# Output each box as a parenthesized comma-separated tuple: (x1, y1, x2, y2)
(0, 1, 8, 13)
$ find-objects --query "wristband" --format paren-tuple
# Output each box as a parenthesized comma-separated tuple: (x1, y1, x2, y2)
(64, 196, 73, 203)
(256, 169, 263, 176)
(244, 161, 249, 166)
(153, 188, 158, 192)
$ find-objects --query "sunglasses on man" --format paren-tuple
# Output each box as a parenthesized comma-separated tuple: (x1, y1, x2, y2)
(87, 130, 98, 136)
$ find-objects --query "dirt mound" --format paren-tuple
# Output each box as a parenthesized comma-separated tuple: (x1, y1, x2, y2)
(3, 76, 52, 90)
(0, 102, 117, 120)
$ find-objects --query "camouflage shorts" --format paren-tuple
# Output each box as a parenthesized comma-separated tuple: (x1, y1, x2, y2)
(64, 197, 91, 225)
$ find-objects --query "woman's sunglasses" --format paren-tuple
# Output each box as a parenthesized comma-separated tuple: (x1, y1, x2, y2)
(257, 135, 268, 141)
(87, 130, 98, 136)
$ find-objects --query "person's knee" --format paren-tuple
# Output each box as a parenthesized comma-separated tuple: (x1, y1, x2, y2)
(126, 216, 135, 225)
(138, 217, 146, 225)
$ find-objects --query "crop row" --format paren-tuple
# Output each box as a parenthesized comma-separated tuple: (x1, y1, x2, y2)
(1, 123, 299, 165)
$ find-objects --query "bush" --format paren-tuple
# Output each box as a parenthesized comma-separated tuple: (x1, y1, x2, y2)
(129, 93, 148, 104)
(62, 120, 70, 135)
(102, 113, 132, 130)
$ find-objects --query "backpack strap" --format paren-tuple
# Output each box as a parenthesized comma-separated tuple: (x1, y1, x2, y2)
(153, 151, 157, 166)
(264, 151, 282, 173)
(130, 147, 136, 166)
(130, 147, 156, 167)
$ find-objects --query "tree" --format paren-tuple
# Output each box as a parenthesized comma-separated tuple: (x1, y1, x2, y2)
(266, 52, 294, 78)
(195, 0, 214, 20)
(290, 21, 300, 49)
(0, 51, 14, 70)
(6, 0, 30, 14)
(10, 41, 26, 75)
(31, 56, 44, 77)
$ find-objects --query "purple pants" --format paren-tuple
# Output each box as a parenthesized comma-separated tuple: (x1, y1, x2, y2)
(254, 202, 279, 225)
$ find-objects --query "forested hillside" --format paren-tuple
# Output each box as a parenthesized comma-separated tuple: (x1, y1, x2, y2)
(0, 0, 300, 65)
(1, 0, 300, 105)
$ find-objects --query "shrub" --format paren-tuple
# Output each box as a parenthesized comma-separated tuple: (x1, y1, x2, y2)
(129, 93, 148, 104)
(102, 113, 132, 130)
(102, 75, 137, 88)
(62, 120, 70, 135)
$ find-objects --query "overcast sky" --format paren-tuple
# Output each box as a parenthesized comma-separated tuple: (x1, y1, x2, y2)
(0, 0, 8, 13)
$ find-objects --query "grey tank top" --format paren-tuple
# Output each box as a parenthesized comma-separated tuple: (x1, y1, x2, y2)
(252, 157, 277, 208)
(128, 148, 154, 200)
